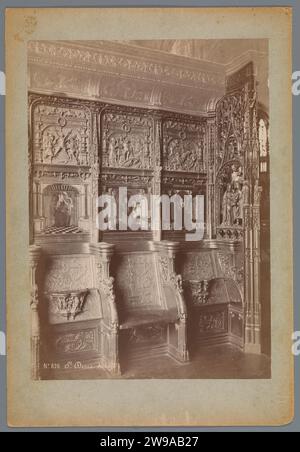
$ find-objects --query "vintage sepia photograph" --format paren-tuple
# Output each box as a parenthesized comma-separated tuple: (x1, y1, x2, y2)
(6, 7, 293, 427)
(27, 38, 271, 380)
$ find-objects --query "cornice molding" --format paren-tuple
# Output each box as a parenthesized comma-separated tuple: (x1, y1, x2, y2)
(28, 41, 267, 115)
(28, 40, 225, 91)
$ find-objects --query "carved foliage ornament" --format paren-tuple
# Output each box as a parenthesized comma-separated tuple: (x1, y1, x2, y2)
(187, 280, 209, 305)
(182, 252, 214, 281)
(55, 329, 96, 354)
(49, 291, 88, 320)
(28, 41, 225, 88)
(158, 256, 183, 294)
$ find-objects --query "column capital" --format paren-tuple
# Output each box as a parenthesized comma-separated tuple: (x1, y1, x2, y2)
(90, 242, 115, 260)
(28, 245, 42, 265)
(150, 240, 180, 258)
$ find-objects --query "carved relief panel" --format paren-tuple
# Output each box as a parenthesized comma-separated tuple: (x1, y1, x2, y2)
(215, 78, 257, 236)
(198, 310, 227, 334)
(32, 101, 91, 166)
(53, 328, 98, 355)
(44, 255, 94, 292)
(101, 110, 154, 170)
(113, 253, 160, 311)
(217, 251, 244, 295)
(162, 119, 206, 172)
(180, 252, 216, 281)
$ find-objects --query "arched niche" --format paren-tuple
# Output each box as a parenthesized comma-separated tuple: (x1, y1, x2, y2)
(257, 106, 269, 174)
(215, 159, 244, 228)
(42, 184, 80, 230)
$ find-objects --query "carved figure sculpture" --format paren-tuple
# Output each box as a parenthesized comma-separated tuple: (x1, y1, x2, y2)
(221, 184, 232, 226)
(54, 191, 73, 227)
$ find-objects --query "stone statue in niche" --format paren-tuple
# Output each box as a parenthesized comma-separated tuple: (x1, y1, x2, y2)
(231, 182, 243, 225)
(231, 164, 243, 184)
(221, 184, 233, 226)
(54, 192, 73, 227)
(221, 165, 244, 226)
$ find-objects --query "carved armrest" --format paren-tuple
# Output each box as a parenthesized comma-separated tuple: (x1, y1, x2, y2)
(99, 276, 119, 329)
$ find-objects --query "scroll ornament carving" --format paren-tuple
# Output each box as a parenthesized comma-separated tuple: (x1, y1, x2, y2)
(162, 175, 206, 188)
(101, 173, 152, 186)
(28, 41, 225, 88)
(55, 330, 95, 354)
(33, 167, 92, 181)
(99, 276, 116, 304)
(159, 256, 183, 294)
(170, 273, 183, 294)
(199, 311, 226, 333)
(49, 291, 87, 320)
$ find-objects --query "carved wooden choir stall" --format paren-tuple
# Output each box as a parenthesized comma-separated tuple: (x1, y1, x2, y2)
(28, 61, 268, 379)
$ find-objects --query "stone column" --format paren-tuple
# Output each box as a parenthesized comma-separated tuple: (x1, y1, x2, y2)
(207, 118, 216, 239)
(29, 245, 42, 380)
(244, 184, 262, 354)
(247, 183, 262, 353)
(152, 117, 163, 241)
